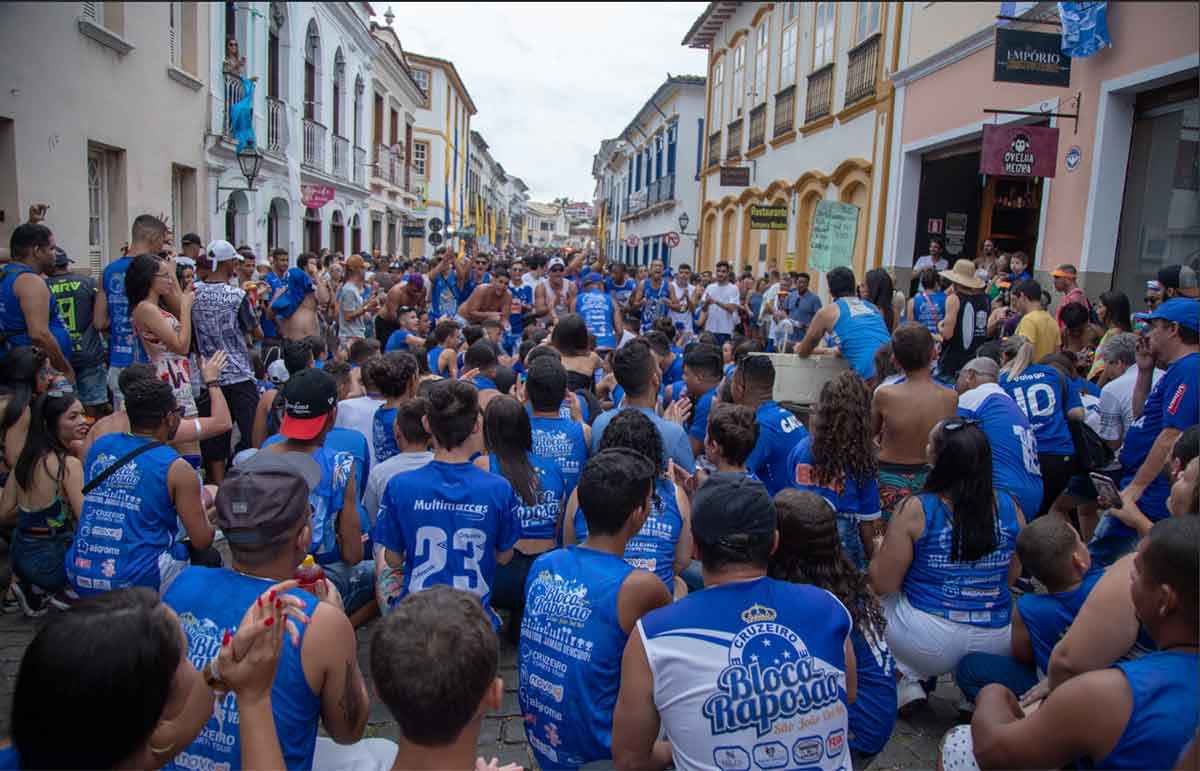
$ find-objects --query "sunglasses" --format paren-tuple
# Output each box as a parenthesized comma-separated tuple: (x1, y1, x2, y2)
(549, 267, 564, 273)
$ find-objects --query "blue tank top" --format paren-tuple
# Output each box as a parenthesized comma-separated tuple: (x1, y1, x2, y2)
(999, 364, 1080, 456)
(639, 279, 668, 332)
(745, 400, 809, 496)
(431, 273, 460, 320)
(575, 477, 682, 589)
(489, 453, 565, 540)
(1098, 651, 1199, 770)
(163, 568, 321, 771)
(102, 256, 137, 367)
(1019, 567, 1102, 674)
(902, 492, 1020, 628)
(67, 434, 183, 595)
(307, 446, 355, 565)
(0, 263, 73, 356)
(639, 576, 852, 771)
(957, 384, 1044, 522)
(427, 345, 448, 376)
(373, 406, 399, 464)
(912, 291, 947, 335)
(520, 547, 634, 769)
(848, 622, 897, 755)
(830, 298, 891, 380)
(261, 270, 284, 339)
(510, 282, 534, 335)
(575, 289, 616, 348)
(530, 415, 589, 495)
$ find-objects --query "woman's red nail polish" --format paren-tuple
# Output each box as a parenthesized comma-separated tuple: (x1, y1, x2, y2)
(268, 590, 277, 602)
(264, 617, 275, 627)
(275, 599, 282, 609)
(222, 630, 232, 647)
(257, 597, 263, 608)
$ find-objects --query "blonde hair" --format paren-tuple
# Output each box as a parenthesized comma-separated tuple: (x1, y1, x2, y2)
(1000, 335, 1035, 380)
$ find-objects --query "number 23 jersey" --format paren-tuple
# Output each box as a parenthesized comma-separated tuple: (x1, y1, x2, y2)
(372, 459, 520, 627)
(639, 576, 852, 771)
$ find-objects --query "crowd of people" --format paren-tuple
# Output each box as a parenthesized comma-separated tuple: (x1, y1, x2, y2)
(0, 208, 1196, 771)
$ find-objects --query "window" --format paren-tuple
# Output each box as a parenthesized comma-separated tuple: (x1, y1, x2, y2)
(412, 141, 427, 177)
(168, 2, 180, 67)
(780, 20, 797, 88)
(411, 68, 431, 106)
(635, 148, 643, 190)
(813, 2, 835, 67)
(304, 19, 320, 121)
(87, 148, 107, 272)
(856, 2, 880, 43)
(332, 49, 345, 137)
(667, 123, 677, 174)
(753, 21, 769, 104)
(732, 42, 746, 117)
(655, 135, 663, 180)
(712, 58, 725, 126)
(781, 1, 799, 25)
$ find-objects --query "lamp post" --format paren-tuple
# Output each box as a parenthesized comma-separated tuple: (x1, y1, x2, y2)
(215, 146, 263, 212)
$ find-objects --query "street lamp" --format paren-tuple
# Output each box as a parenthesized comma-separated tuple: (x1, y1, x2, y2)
(678, 212, 690, 233)
(215, 145, 263, 212)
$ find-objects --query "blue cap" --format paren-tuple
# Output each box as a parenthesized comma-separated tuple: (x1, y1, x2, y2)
(1145, 298, 1200, 332)
(584, 271, 603, 285)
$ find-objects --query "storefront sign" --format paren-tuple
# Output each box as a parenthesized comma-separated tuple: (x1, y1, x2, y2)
(808, 201, 859, 272)
(1065, 145, 1082, 172)
(402, 225, 425, 238)
(300, 184, 335, 209)
(981, 124, 1059, 178)
(720, 166, 751, 187)
(749, 205, 788, 231)
(945, 212, 969, 256)
(994, 28, 1072, 87)
(784, 251, 796, 272)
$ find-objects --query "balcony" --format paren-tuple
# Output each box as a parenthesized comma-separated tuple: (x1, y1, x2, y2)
(623, 175, 676, 216)
(707, 131, 721, 167)
(266, 97, 286, 154)
(374, 144, 390, 183)
(223, 74, 244, 137)
(302, 118, 326, 171)
(389, 150, 404, 186)
(805, 64, 834, 124)
(774, 86, 795, 137)
(353, 145, 366, 186)
(726, 118, 743, 160)
(332, 135, 349, 179)
(748, 104, 767, 150)
(845, 33, 881, 106)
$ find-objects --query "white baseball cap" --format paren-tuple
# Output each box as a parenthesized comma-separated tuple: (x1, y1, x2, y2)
(548, 257, 566, 270)
(267, 359, 290, 384)
(206, 239, 239, 270)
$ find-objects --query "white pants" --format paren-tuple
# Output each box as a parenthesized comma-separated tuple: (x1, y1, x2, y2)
(313, 737, 398, 771)
(882, 593, 1011, 679)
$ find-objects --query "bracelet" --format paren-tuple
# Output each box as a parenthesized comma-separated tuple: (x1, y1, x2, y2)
(204, 656, 229, 693)
(205, 380, 220, 388)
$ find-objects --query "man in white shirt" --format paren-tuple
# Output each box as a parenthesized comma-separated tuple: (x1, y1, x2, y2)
(913, 237, 949, 273)
(1097, 332, 1162, 451)
(701, 260, 741, 346)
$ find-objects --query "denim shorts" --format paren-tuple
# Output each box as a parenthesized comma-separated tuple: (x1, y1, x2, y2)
(323, 559, 376, 615)
(11, 529, 71, 593)
(75, 365, 109, 407)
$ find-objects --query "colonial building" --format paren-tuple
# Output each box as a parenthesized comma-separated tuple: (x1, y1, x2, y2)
(0, 1, 211, 274)
(684, 1, 903, 280)
(526, 201, 569, 247)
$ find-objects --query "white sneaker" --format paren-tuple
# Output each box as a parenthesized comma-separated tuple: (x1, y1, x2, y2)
(897, 675, 927, 718)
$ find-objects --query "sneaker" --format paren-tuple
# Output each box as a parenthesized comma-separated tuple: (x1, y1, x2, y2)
(9, 583, 48, 618)
(897, 675, 928, 718)
(1, 588, 20, 614)
(48, 588, 80, 612)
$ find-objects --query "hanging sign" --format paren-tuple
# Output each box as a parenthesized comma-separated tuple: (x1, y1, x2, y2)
(981, 124, 1059, 178)
(808, 201, 859, 272)
(402, 225, 425, 238)
(428, 232, 444, 246)
(664, 231, 681, 248)
(720, 166, 751, 187)
(300, 184, 335, 209)
(749, 204, 788, 231)
(625, 235, 641, 248)
(994, 28, 1072, 87)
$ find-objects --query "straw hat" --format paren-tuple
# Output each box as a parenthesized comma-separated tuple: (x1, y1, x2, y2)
(940, 259, 985, 289)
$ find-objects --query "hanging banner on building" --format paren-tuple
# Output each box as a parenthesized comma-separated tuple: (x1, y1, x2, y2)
(749, 204, 788, 231)
(720, 166, 751, 187)
(808, 201, 859, 272)
(994, 28, 1072, 86)
(300, 184, 335, 209)
(981, 124, 1059, 177)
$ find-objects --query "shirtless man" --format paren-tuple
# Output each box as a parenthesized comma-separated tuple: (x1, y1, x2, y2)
(273, 252, 326, 342)
(535, 257, 576, 326)
(458, 266, 513, 329)
(871, 322, 958, 520)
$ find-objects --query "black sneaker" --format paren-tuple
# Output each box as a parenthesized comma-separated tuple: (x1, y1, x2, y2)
(10, 583, 48, 618)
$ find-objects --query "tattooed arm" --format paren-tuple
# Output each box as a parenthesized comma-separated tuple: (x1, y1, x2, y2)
(301, 602, 369, 743)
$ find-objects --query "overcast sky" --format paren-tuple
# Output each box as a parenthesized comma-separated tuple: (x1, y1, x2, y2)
(384, 2, 710, 203)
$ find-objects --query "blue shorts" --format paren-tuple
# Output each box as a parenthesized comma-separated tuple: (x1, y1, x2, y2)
(323, 559, 376, 615)
(75, 365, 108, 407)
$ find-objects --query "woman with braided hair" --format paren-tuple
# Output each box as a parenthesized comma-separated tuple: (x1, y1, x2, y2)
(770, 488, 896, 769)
(787, 371, 881, 568)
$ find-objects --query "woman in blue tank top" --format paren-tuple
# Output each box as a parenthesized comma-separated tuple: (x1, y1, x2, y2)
(369, 351, 419, 464)
(565, 409, 691, 596)
(870, 418, 1024, 714)
(770, 489, 897, 767)
(480, 396, 566, 638)
(423, 319, 460, 378)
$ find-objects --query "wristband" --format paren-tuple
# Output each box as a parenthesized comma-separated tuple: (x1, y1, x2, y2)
(205, 380, 220, 388)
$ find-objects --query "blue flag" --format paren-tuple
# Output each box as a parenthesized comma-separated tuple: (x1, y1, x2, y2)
(231, 76, 257, 153)
(1059, 2, 1111, 58)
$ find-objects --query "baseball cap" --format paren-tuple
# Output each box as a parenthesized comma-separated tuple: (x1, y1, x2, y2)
(961, 356, 999, 379)
(691, 473, 776, 547)
(548, 257, 566, 270)
(267, 359, 290, 384)
(181, 233, 203, 247)
(53, 247, 73, 268)
(1144, 298, 1200, 332)
(405, 273, 424, 291)
(206, 239, 239, 270)
(214, 453, 321, 547)
(1158, 264, 1198, 292)
(280, 368, 337, 440)
(1050, 264, 1077, 279)
(176, 256, 197, 269)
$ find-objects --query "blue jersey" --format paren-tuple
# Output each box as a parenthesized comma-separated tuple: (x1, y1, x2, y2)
(847, 622, 896, 755)
(304, 446, 356, 565)
(427, 345, 450, 377)
(261, 270, 284, 339)
(606, 276, 636, 308)
(789, 436, 882, 520)
(829, 298, 891, 380)
(263, 428, 368, 507)
(101, 256, 137, 367)
(520, 547, 635, 769)
(373, 406, 400, 464)
(592, 405, 696, 474)
(663, 350, 684, 387)
(999, 364, 1081, 456)
(1120, 353, 1199, 523)
(163, 568, 321, 771)
(1019, 568, 1101, 674)
(639, 278, 669, 332)
(638, 576, 852, 771)
(384, 328, 413, 352)
(431, 272, 462, 321)
(67, 434, 183, 595)
(530, 414, 589, 495)
(372, 460, 519, 625)
(1097, 651, 1200, 769)
(0, 262, 73, 358)
(687, 387, 718, 443)
(958, 384, 1043, 520)
(575, 288, 617, 348)
(489, 453, 565, 540)
(903, 492, 1020, 628)
(575, 477, 682, 589)
(746, 400, 809, 496)
(510, 281, 534, 336)
(912, 290, 947, 335)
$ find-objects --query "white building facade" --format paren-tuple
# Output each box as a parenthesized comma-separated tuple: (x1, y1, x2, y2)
(526, 202, 569, 248)
(205, 0, 375, 260)
(594, 76, 707, 269)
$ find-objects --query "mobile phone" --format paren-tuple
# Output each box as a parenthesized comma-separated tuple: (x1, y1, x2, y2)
(1090, 473, 1122, 507)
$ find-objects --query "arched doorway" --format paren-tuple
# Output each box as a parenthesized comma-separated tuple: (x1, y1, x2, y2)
(702, 209, 717, 271)
(330, 210, 345, 254)
(304, 207, 321, 253)
(304, 19, 321, 122)
(720, 208, 737, 266)
(267, 197, 289, 252)
(224, 190, 249, 246)
(350, 213, 362, 254)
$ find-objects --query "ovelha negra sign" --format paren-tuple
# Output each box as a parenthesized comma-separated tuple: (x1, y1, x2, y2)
(749, 205, 788, 231)
(994, 28, 1072, 87)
